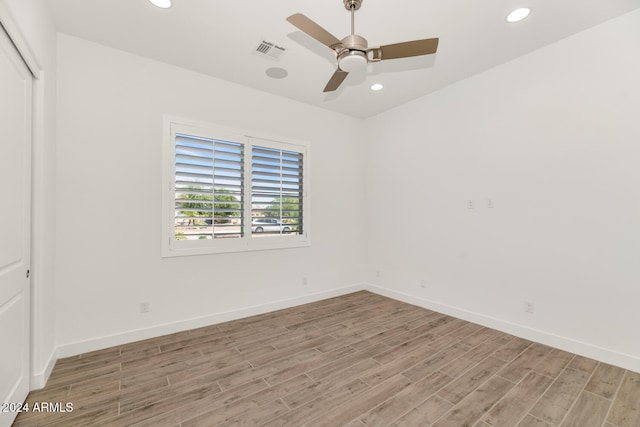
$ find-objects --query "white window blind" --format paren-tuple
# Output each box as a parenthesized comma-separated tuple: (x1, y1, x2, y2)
(174, 134, 244, 240)
(251, 145, 304, 236)
(163, 118, 310, 256)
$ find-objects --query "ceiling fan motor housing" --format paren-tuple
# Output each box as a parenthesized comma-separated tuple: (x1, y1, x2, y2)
(338, 34, 368, 72)
(341, 34, 368, 51)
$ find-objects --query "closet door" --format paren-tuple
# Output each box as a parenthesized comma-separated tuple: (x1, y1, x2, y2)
(0, 23, 32, 427)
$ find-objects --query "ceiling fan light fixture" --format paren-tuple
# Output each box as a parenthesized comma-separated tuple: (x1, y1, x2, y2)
(338, 51, 367, 72)
(148, 0, 172, 9)
(286, 1, 439, 93)
(506, 7, 531, 23)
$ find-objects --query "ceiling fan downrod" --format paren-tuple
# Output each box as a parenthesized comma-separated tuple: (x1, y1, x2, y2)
(340, 0, 366, 51)
(344, 0, 361, 35)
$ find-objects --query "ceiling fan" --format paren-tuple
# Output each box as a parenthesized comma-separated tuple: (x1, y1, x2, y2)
(287, 0, 439, 92)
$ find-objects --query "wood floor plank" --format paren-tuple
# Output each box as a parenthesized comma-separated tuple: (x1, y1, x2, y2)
(459, 327, 503, 348)
(169, 379, 271, 425)
(437, 356, 507, 404)
(121, 378, 219, 413)
(373, 332, 441, 365)
(518, 414, 553, 427)
(606, 371, 640, 427)
(262, 346, 355, 386)
(249, 335, 335, 367)
(388, 394, 454, 426)
(432, 376, 514, 427)
(304, 374, 413, 427)
(529, 367, 591, 425)
(496, 343, 552, 383)
(359, 371, 454, 427)
(560, 390, 611, 427)
(13, 291, 639, 427)
(305, 343, 388, 381)
(584, 362, 625, 399)
(440, 356, 479, 379)
(381, 315, 455, 347)
(261, 379, 371, 427)
(243, 374, 314, 407)
(348, 325, 415, 351)
(141, 379, 269, 427)
(534, 349, 574, 379)
(567, 355, 599, 375)
(216, 398, 290, 427)
(157, 329, 229, 353)
(401, 342, 470, 383)
(492, 337, 533, 363)
(443, 322, 484, 342)
(463, 339, 504, 363)
(483, 371, 553, 426)
(283, 359, 379, 409)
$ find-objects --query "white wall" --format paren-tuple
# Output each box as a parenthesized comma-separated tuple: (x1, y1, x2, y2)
(55, 34, 366, 355)
(0, 0, 57, 387)
(364, 10, 640, 372)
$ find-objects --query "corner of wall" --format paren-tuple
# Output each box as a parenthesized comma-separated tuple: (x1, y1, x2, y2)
(363, 283, 640, 374)
(31, 346, 57, 390)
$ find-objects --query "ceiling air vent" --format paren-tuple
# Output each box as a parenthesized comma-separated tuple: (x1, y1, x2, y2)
(255, 40, 286, 60)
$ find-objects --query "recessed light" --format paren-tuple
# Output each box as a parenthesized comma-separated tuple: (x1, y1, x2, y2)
(506, 7, 531, 23)
(148, 0, 172, 9)
(371, 83, 384, 91)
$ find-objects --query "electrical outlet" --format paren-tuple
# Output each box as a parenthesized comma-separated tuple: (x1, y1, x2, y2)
(525, 301, 534, 314)
(420, 279, 426, 289)
(375, 270, 380, 278)
(302, 277, 308, 286)
(140, 301, 150, 314)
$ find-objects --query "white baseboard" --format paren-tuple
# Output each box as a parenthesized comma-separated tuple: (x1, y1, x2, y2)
(365, 283, 640, 374)
(56, 284, 366, 359)
(45, 281, 640, 389)
(31, 347, 57, 390)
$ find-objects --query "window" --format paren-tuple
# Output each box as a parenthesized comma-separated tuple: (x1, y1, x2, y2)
(251, 143, 304, 237)
(162, 118, 309, 256)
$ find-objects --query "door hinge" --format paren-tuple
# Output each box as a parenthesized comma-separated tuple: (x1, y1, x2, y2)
(26, 269, 30, 278)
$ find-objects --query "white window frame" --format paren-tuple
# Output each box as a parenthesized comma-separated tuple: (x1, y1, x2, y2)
(162, 116, 310, 257)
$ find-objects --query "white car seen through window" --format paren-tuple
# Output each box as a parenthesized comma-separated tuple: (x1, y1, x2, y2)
(251, 218, 291, 233)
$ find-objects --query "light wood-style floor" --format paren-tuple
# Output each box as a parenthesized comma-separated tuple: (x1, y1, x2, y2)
(14, 291, 640, 427)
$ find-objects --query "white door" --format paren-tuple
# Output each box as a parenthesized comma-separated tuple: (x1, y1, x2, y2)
(0, 23, 32, 427)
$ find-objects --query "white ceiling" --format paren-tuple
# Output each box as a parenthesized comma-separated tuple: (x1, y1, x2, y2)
(47, 0, 640, 119)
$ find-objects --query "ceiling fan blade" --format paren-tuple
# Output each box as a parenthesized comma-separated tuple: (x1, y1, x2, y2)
(370, 38, 439, 61)
(287, 13, 343, 50)
(323, 69, 349, 92)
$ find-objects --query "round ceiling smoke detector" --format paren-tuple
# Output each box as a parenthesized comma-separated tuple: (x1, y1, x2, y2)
(266, 67, 288, 79)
